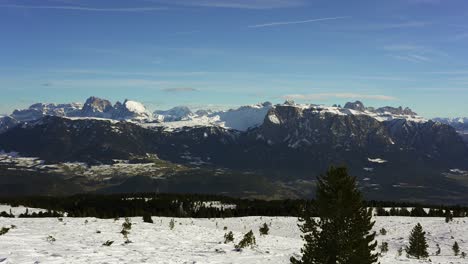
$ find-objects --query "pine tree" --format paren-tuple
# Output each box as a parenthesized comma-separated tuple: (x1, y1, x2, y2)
(235, 230, 256, 249)
(406, 223, 429, 259)
(291, 166, 378, 264)
(453, 241, 460, 256)
(445, 210, 453, 223)
(142, 213, 153, 223)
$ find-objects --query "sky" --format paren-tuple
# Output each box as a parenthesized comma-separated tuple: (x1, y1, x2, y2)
(1, 0, 468, 118)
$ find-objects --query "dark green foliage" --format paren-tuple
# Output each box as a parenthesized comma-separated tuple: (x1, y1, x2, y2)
(375, 207, 388, 216)
(235, 230, 256, 249)
(406, 223, 429, 259)
(461, 252, 466, 258)
(291, 167, 378, 264)
(445, 210, 453, 223)
(379, 242, 388, 254)
(453, 241, 460, 256)
(435, 244, 441, 255)
(0, 211, 14, 218)
(1, 193, 467, 219)
(142, 213, 153, 223)
(259, 223, 269, 236)
(0, 227, 10, 235)
(224, 231, 234, 243)
(410, 206, 427, 217)
(379, 228, 387, 235)
(102, 240, 114, 246)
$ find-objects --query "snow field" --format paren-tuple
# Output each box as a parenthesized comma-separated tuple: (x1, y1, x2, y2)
(0, 211, 467, 263)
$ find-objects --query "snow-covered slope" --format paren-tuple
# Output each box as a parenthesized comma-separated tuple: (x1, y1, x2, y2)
(0, 212, 466, 263)
(112, 100, 152, 121)
(149, 102, 273, 131)
(154, 106, 195, 122)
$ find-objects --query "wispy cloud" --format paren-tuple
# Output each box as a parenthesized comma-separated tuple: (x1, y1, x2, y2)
(249, 16, 349, 28)
(282, 93, 397, 101)
(390, 54, 431, 63)
(161, 87, 198, 92)
(383, 44, 443, 63)
(0, 4, 167, 12)
(363, 21, 430, 31)
(49, 69, 209, 77)
(147, 0, 305, 9)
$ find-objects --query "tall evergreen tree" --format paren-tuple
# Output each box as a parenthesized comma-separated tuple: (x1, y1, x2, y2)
(406, 223, 429, 259)
(291, 166, 378, 264)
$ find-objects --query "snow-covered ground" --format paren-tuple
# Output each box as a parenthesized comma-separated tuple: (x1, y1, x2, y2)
(0, 207, 466, 263)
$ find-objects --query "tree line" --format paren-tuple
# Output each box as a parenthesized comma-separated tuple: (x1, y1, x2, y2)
(0, 192, 467, 219)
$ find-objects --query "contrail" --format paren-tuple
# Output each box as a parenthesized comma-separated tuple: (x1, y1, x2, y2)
(249, 16, 350, 28)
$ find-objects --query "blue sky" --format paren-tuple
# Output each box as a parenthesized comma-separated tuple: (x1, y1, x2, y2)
(1, 0, 468, 117)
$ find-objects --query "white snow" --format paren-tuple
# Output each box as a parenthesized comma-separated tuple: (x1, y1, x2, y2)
(1, 208, 467, 264)
(368, 158, 388, 164)
(124, 100, 147, 114)
(267, 113, 280, 125)
(0, 205, 48, 216)
(148, 102, 272, 132)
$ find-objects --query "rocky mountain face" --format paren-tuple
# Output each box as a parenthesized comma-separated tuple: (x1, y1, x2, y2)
(344, 100, 418, 116)
(432, 117, 468, 146)
(1, 101, 466, 171)
(0, 116, 19, 134)
(1, 98, 468, 202)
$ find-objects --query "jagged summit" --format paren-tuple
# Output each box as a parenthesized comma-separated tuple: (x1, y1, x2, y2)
(154, 106, 194, 122)
(344, 100, 418, 116)
(344, 100, 366, 111)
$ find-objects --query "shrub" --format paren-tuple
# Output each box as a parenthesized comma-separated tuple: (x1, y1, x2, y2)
(224, 231, 234, 243)
(379, 228, 387, 235)
(0, 227, 10, 236)
(380, 242, 389, 253)
(121, 217, 132, 243)
(102, 240, 114, 246)
(259, 223, 269, 236)
(453, 241, 460, 256)
(46, 235, 56, 242)
(169, 219, 175, 230)
(235, 230, 256, 249)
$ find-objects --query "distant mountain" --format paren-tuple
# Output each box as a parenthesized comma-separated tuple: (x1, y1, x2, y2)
(11, 102, 83, 122)
(154, 106, 194, 122)
(2, 97, 468, 202)
(433, 117, 468, 145)
(433, 117, 468, 132)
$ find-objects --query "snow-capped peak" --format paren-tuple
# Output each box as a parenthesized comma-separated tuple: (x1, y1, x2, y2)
(124, 100, 147, 114)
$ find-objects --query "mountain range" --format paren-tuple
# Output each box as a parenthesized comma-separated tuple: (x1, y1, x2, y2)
(0, 97, 467, 204)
